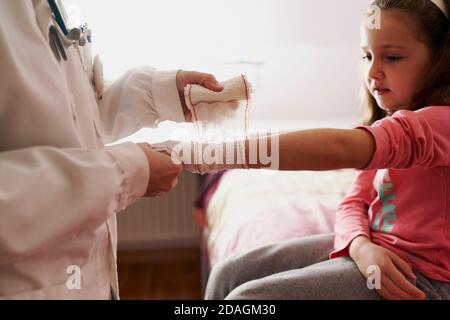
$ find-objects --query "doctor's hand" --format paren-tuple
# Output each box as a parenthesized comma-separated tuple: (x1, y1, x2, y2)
(349, 236, 426, 300)
(176, 70, 224, 122)
(138, 143, 183, 197)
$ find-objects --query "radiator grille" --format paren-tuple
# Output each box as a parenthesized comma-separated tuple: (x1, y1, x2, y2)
(117, 172, 200, 249)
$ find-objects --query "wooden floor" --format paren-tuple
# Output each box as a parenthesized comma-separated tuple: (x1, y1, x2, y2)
(117, 247, 202, 300)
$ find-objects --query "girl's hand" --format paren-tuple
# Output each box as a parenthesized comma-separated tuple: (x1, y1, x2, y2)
(349, 236, 426, 300)
(176, 71, 224, 122)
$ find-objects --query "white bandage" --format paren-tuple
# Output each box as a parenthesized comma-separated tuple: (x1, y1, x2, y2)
(152, 140, 248, 175)
(185, 74, 252, 143)
(151, 75, 253, 174)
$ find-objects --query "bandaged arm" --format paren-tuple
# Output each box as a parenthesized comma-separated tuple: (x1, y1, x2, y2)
(157, 128, 374, 174)
(171, 106, 450, 173)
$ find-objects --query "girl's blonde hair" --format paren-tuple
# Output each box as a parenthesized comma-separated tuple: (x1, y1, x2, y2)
(362, 0, 450, 125)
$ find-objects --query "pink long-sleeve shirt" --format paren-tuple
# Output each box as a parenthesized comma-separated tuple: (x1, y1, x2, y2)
(330, 106, 450, 283)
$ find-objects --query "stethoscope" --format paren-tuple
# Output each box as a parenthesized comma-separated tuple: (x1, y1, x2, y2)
(47, 0, 91, 61)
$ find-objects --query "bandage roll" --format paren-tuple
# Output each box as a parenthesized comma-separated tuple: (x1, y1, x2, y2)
(186, 75, 252, 105)
(184, 74, 253, 142)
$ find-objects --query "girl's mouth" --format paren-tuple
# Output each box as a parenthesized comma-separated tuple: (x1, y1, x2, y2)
(373, 88, 391, 96)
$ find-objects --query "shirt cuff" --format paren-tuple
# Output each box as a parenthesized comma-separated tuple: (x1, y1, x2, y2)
(329, 232, 371, 259)
(105, 142, 149, 211)
(152, 70, 185, 123)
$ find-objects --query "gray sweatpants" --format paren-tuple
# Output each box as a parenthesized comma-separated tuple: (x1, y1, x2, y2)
(205, 233, 450, 300)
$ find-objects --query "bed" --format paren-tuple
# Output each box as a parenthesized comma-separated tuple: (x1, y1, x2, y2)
(193, 168, 358, 295)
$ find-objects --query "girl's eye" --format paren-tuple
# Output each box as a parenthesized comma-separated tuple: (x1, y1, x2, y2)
(386, 56, 402, 62)
(362, 54, 372, 61)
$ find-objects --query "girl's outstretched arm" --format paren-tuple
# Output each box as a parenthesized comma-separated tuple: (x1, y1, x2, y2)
(246, 128, 376, 171)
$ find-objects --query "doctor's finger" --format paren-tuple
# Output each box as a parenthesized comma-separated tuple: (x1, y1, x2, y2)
(171, 178, 179, 189)
(180, 71, 223, 92)
(194, 73, 223, 92)
(162, 179, 178, 193)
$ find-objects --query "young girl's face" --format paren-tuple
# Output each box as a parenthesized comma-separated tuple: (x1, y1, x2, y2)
(361, 9, 433, 114)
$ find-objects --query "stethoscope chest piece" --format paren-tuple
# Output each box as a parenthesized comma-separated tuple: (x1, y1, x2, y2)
(67, 27, 81, 41)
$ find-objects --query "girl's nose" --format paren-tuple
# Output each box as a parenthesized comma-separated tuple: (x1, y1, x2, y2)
(367, 59, 384, 81)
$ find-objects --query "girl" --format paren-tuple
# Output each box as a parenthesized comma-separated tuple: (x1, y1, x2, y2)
(203, 0, 450, 300)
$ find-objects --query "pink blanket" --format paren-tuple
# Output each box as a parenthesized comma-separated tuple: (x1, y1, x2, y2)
(196, 169, 357, 267)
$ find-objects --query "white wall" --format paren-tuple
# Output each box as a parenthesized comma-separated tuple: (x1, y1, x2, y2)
(64, 0, 372, 124)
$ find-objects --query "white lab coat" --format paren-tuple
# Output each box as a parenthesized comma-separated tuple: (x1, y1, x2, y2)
(0, 0, 185, 299)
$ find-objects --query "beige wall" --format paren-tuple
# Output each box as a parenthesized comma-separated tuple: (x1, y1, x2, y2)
(66, 0, 372, 123)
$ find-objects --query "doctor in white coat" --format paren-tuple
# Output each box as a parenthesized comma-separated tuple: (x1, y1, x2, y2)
(0, 0, 223, 299)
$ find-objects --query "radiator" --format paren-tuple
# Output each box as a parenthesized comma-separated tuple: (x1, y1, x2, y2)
(116, 172, 200, 250)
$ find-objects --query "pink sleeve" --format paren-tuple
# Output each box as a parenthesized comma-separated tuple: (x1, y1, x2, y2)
(330, 170, 377, 258)
(357, 106, 450, 170)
